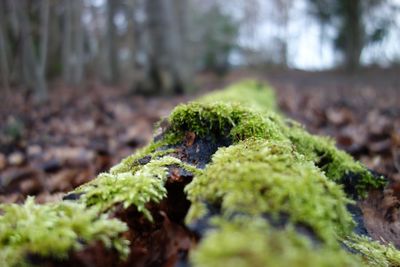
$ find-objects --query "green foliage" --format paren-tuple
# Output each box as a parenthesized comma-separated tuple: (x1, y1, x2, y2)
(343, 234, 400, 267)
(0, 197, 129, 267)
(185, 138, 354, 245)
(191, 217, 362, 267)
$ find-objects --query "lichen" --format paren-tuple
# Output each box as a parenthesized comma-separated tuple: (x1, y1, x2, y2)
(191, 217, 362, 267)
(342, 234, 400, 267)
(75, 156, 200, 221)
(0, 197, 129, 267)
(185, 138, 354, 245)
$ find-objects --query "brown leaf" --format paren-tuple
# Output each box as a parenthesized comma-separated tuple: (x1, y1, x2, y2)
(0, 153, 6, 171)
(184, 132, 196, 147)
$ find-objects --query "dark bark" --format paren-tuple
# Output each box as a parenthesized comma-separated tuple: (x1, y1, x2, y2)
(106, 0, 119, 84)
(343, 0, 363, 71)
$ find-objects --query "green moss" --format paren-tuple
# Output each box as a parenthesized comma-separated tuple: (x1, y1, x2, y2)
(199, 79, 386, 197)
(191, 217, 362, 267)
(343, 234, 400, 267)
(110, 140, 176, 175)
(0, 197, 129, 267)
(0, 79, 392, 266)
(75, 156, 200, 221)
(170, 85, 385, 197)
(185, 138, 354, 245)
(167, 102, 285, 142)
(199, 79, 278, 113)
(284, 124, 386, 197)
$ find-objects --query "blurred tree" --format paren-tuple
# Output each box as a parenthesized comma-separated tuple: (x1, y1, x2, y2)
(0, 0, 10, 93)
(308, 0, 393, 71)
(195, 4, 238, 74)
(17, 0, 49, 101)
(143, 0, 192, 94)
(106, 0, 120, 84)
(62, 0, 84, 86)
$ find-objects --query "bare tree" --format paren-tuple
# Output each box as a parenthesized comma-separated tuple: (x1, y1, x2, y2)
(106, 0, 120, 84)
(17, 0, 49, 101)
(144, 0, 192, 94)
(63, 0, 84, 86)
(0, 0, 10, 93)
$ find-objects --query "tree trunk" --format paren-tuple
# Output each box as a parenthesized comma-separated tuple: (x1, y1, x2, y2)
(343, 0, 363, 71)
(106, 0, 119, 84)
(62, 0, 84, 86)
(0, 0, 10, 94)
(18, 0, 48, 101)
(144, 0, 192, 94)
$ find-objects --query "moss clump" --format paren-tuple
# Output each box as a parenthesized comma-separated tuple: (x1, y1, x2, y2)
(110, 140, 176, 175)
(75, 156, 199, 221)
(191, 217, 362, 267)
(185, 138, 354, 245)
(343, 234, 400, 267)
(200, 80, 387, 197)
(0, 197, 129, 267)
(284, 124, 386, 197)
(199, 79, 278, 112)
(167, 102, 285, 143)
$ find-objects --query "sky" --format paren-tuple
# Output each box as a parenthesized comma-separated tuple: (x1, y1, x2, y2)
(288, 0, 400, 70)
(89, 0, 400, 70)
(232, 0, 400, 70)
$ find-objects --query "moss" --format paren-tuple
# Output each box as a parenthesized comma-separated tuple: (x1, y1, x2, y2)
(75, 156, 200, 221)
(0, 79, 393, 266)
(197, 79, 387, 197)
(284, 124, 386, 197)
(185, 138, 354, 245)
(0, 197, 129, 267)
(191, 217, 362, 267)
(167, 102, 285, 143)
(343, 234, 400, 267)
(199, 79, 278, 112)
(110, 140, 176, 175)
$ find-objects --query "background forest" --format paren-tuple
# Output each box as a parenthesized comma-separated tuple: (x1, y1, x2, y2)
(0, 0, 399, 204)
(0, 0, 399, 100)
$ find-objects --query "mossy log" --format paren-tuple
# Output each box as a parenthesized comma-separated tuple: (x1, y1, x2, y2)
(1, 80, 399, 267)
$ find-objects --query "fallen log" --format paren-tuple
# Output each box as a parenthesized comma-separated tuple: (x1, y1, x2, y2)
(1, 80, 399, 267)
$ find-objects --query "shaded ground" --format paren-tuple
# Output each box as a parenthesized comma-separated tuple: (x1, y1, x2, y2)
(0, 68, 399, 203)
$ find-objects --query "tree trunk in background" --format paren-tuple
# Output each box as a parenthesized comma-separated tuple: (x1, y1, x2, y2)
(343, 0, 363, 71)
(125, 0, 138, 87)
(106, 0, 119, 84)
(172, 0, 193, 91)
(18, 0, 49, 101)
(144, 0, 192, 94)
(0, 0, 10, 93)
(63, 0, 84, 86)
(47, 2, 64, 80)
(277, 0, 290, 67)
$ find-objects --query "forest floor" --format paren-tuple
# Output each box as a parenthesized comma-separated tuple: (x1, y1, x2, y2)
(0, 67, 399, 203)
